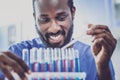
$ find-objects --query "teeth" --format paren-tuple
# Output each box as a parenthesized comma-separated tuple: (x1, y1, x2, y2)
(50, 35, 61, 40)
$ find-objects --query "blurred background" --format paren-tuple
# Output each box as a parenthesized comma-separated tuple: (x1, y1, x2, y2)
(0, 0, 120, 79)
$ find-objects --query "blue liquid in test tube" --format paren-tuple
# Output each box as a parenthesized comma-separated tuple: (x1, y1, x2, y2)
(44, 48, 49, 72)
(74, 50, 80, 72)
(53, 48, 57, 72)
(30, 48, 34, 71)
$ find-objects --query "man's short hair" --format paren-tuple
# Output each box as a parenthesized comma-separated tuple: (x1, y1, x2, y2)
(32, 0, 74, 13)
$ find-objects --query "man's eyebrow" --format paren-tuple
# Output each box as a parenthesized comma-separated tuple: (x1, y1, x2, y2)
(40, 14, 48, 17)
(57, 12, 66, 16)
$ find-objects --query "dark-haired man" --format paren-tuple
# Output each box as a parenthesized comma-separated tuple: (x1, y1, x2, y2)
(0, 0, 117, 80)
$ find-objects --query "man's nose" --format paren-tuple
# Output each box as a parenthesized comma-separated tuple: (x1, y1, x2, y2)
(48, 20, 61, 33)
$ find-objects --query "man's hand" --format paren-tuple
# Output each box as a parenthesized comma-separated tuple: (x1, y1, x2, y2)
(86, 24, 117, 80)
(0, 51, 31, 80)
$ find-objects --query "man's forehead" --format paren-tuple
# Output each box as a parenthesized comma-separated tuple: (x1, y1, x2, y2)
(37, 0, 68, 3)
(34, 0, 70, 14)
(36, 0, 68, 7)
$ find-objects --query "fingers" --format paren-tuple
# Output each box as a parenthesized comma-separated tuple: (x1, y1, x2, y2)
(4, 51, 31, 74)
(92, 36, 113, 56)
(86, 24, 116, 45)
(10, 61, 27, 80)
(0, 52, 28, 80)
(87, 24, 111, 35)
(0, 62, 14, 80)
(92, 32, 116, 48)
(91, 39, 102, 56)
(87, 24, 117, 56)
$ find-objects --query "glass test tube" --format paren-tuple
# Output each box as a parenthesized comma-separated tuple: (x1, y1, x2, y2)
(48, 48, 53, 72)
(40, 48, 46, 72)
(57, 48, 62, 72)
(65, 49, 69, 72)
(70, 48, 75, 72)
(30, 47, 40, 72)
(61, 49, 65, 72)
(22, 49, 29, 66)
(74, 50, 80, 72)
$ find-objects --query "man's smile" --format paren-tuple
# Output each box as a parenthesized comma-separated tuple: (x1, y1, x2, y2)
(49, 34, 64, 44)
(45, 30, 65, 44)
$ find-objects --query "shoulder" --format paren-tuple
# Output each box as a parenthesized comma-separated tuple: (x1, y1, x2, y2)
(8, 37, 45, 57)
(9, 37, 44, 49)
(74, 41, 90, 48)
(73, 41, 94, 63)
(74, 41, 92, 56)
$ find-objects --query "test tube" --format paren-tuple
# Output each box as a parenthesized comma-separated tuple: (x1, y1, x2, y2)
(65, 49, 69, 72)
(54, 48, 60, 72)
(70, 48, 75, 72)
(44, 48, 49, 71)
(22, 49, 29, 66)
(68, 48, 72, 72)
(74, 50, 80, 72)
(50, 48, 55, 72)
(30, 47, 40, 72)
(40, 48, 46, 72)
(48, 48, 53, 72)
(61, 49, 65, 72)
(30, 48, 34, 71)
(57, 48, 62, 72)
(52, 48, 57, 72)
(38, 48, 43, 72)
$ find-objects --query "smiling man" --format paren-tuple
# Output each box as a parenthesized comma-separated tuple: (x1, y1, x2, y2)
(0, 0, 117, 80)
(34, 0, 75, 48)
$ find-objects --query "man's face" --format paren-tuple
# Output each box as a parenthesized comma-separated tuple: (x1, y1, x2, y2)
(34, 0, 75, 48)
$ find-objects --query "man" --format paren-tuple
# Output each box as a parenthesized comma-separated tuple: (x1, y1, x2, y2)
(0, 0, 117, 80)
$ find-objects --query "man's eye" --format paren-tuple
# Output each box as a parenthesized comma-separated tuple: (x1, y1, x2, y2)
(38, 18, 50, 24)
(57, 15, 67, 21)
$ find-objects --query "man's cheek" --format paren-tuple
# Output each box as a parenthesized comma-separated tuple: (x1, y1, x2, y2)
(64, 30, 68, 37)
(41, 32, 47, 40)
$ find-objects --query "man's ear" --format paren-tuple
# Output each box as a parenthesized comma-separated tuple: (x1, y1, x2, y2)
(33, 13, 36, 21)
(71, 7, 76, 20)
(33, 13, 37, 26)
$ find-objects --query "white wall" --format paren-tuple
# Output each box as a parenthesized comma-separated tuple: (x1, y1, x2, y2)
(73, 0, 116, 44)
